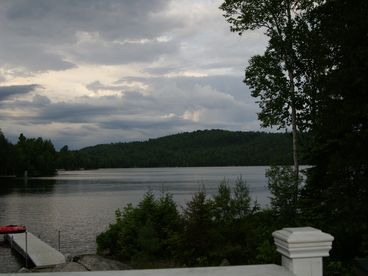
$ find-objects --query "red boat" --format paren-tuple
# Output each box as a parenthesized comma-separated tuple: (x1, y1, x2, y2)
(0, 225, 26, 234)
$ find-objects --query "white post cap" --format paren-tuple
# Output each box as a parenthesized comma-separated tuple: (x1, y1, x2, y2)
(273, 227, 334, 259)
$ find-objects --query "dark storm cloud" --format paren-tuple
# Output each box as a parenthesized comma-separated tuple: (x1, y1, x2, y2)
(0, 84, 41, 100)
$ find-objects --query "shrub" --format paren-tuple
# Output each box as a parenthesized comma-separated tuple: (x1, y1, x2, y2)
(97, 192, 181, 267)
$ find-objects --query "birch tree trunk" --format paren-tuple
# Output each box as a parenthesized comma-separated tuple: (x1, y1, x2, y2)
(286, 0, 299, 181)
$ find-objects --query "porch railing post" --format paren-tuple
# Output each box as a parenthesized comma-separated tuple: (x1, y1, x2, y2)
(273, 227, 334, 276)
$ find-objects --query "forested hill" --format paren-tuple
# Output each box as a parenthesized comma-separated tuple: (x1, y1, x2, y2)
(58, 130, 305, 169)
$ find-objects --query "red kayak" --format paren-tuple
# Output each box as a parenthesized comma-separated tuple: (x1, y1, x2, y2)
(0, 225, 26, 234)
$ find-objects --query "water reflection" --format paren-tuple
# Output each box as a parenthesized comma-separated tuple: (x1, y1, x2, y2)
(0, 167, 271, 263)
(0, 240, 23, 273)
(0, 178, 56, 196)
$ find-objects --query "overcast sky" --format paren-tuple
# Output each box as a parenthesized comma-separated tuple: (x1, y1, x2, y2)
(0, 0, 268, 149)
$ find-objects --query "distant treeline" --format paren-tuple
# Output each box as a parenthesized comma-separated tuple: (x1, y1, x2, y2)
(58, 130, 309, 170)
(0, 129, 309, 176)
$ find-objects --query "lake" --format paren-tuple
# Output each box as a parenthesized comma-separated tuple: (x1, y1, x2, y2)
(0, 166, 271, 272)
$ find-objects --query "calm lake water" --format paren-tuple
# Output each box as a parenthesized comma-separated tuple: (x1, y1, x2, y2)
(0, 166, 271, 272)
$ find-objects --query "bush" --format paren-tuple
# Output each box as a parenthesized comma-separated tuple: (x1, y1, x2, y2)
(97, 177, 280, 268)
(97, 192, 181, 267)
(266, 166, 302, 225)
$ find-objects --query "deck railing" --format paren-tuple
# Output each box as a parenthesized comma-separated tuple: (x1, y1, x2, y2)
(273, 227, 334, 276)
(1, 226, 334, 276)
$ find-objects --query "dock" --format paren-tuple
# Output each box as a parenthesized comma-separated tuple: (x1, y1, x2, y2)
(5, 232, 66, 268)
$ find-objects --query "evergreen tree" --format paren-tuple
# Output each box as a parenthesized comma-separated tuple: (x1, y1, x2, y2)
(181, 190, 215, 266)
(15, 133, 57, 176)
(96, 192, 181, 267)
(300, 0, 368, 262)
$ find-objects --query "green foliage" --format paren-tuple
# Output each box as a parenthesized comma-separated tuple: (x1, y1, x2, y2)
(233, 177, 254, 218)
(97, 178, 281, 268)
(266, 166, 302, 225)
(222, 0, 367, 272)
(220, 0, 320, 35)
(220, 0, 322, 183)
(15, 133, 57, 176)
(97, 192, 182, 267)
(324, 259, 354, 276)
(298, 0, 368, 265)
(177, 178, 262, 266)
(180, 190, 215, 265)
(58, 130, 304, 170)
(213, 182, 233, 223)
(1, 129, 308, 175)
(245, 48, 290, 129)
(0, 129, 16, 176)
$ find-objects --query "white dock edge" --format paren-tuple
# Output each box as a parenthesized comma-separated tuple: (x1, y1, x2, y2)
(5, 232, 66, 268)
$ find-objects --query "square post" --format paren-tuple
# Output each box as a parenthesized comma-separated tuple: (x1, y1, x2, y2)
(273, 227, 334, 276)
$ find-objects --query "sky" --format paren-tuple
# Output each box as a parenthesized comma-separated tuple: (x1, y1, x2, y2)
(0, 0, 268, 149)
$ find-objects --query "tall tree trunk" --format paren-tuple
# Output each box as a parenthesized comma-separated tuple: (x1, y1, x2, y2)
(288, 69, 299, 181)
(286, 0, 299, 181)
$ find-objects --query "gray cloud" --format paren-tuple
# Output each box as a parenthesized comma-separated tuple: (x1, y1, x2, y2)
(86, 81, 126, 92)
(0, 1, 268, 148)
(1, 0, 175, 41)
(71, 39, 178, 65)
(0, 75, 260, 149)
(0, 0, 181, 70)
(36, 103, 112, 123)
(0, 42, 76, 71)
(98, 116, 191, 130)
(119, 75, 255, 104)
(0, 0, 266, 71)
(32, 94, 51, 106)
(0, 84, 41, 101)
(0, 74, 6, 83)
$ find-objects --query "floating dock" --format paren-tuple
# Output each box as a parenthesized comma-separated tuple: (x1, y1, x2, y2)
(5, 232, 66, 268)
